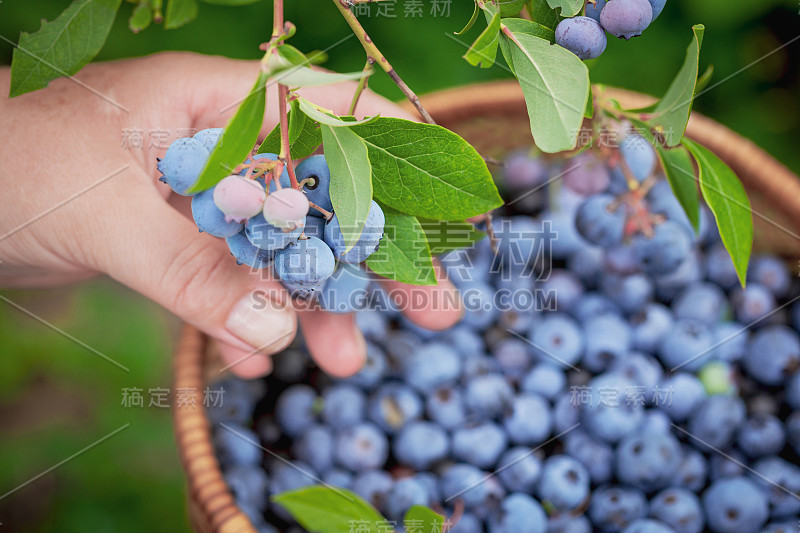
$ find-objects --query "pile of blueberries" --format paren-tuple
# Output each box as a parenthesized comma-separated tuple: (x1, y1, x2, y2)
(208, 126, 800, 533)
(555, 0, 667, 61)
(157, 128, 384, 301)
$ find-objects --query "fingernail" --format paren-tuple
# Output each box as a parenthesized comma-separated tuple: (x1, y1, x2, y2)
(225, 292, 296, 353)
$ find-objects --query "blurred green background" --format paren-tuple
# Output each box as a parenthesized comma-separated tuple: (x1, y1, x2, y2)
(0, 0, 798, 531)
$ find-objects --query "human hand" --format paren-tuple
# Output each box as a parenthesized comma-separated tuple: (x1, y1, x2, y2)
(0, 52, 463, 378)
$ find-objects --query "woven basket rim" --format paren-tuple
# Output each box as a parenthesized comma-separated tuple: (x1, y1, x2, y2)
(174, 81, 800, 533)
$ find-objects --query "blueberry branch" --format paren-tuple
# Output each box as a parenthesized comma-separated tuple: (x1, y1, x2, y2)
(333, 0, 436, 125)
(348, 58, 374, 116)
(272, 0, 299, 189)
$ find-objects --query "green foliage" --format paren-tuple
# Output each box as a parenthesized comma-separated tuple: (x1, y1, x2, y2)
(298, 98, 377, 127)
(129, 2, 153, 32)
(655, 144, 701, 230)
(463, 11, 501, 68)
(498, 0, 527, 17)
(526, 0, 563, 30)
(258, 107, 322, 159)
(683, 139, 753, 286)
(648, 25, 705, 146)
(321, 124, 373, 251)
(366, 208, 437, 286)
(545, 0, 584, 17)
(405, 506, 445, 532)
(9, 0, 122, 97)
(199, 0, 260, 4)
(189, 71, 267, 192)
(163, 0, 197, 29)
(350, 118, 503, 220)
(419, 219, 486, 255)
(274, 486, 393, 533)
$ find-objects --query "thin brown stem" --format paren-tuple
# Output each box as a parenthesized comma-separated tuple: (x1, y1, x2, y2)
(308, 201, 333, 220)
(348, 59, 374, 116)
(272, 0, 284, 38)
(278, 85, 299, 189)
(333, 0, 436, 124)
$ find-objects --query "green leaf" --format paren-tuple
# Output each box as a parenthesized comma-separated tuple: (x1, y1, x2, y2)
(655, 144, 700, 230)
(497, 18, 556, 74)
(366, 208, 436, 286)
(545, 0, 583, 16)
(464, 12, 502, 68)
(164, 0, 197, 29)
(526, 0, 562, 30)
(274, 486, 391, 533)
(499, 0, 527, 17)
(584, 87, 594, 118)
(455, 1, 480, 35)
(189, 72, 267, 192)
(258, 108, 322, 159)
(648, 25, 705, 146)
(321, 125, 373, 252)
(349, 118, 503, 220)
(129, 2, 152, 32)
(405, 506, 445, 533)
(695, 64, 714, 96)
(276, 67, 369, 89)
(9, 0, 122, 97)
(503, 31, 590, 153)
(683, 139, 752, 286)
(298, 99, 377, 127)
(419, 219, 485, 255)
(199, 0, 259, 4)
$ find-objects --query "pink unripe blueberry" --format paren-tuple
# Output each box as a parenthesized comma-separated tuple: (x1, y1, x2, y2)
(263, 188, 310, 231)
(213, 175, 267, 224)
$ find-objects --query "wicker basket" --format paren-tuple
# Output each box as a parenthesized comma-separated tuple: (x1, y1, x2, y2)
(173, 80, 800, 533)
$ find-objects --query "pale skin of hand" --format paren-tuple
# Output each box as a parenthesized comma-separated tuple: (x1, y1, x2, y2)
(0, 52, 463, 379)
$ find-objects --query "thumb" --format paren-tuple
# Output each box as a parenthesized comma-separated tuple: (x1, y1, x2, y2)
(89, 176, 297, 376)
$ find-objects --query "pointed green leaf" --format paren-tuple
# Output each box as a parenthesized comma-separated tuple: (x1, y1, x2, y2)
(288, 99, 305, 142)
(499, 0, 527, 16)
(545, 0, 583, 16)
(405, 506, 445, 533)
(695, 64, 714, 96)
(366, 208, 436, 285)
(129, 2, 152, 32)
(321, 125, 373, 251)
(526, 0, 562, 30)
(464, 12, 502, 68)
(584, 88, 594, 118)
(9, 0, 122, 97)
(455, 1, 481, 35)
(419, 219, 485, 255)
(649, 25, 705, 146)
(655, 144, 700, 230)
(349, 118, 503, 220)
(258, 107, 322, 159)
(503, 30, 589, 153)
(274, 487, 391, 533)
(497, 18, 556, 74)
(683, 139, 752, 286)
(164, 0, 197, 29)
(189, 72, 267, 192)
(298, 98, 378, 127)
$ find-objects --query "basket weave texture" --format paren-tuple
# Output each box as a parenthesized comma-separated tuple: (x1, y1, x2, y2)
(173, 81, 800, 533)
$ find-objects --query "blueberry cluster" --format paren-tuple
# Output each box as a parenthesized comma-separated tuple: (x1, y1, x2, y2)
(158, 131, 384, 301)
(555, 0, 666, 60)
(209, 138, 800, 532)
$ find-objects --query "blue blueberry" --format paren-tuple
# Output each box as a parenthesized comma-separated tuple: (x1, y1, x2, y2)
(494, 216, 545, 274)
(601, 272, 654, 313)
(583, 314, 632, 372)
(688, 395, 746, 451)
(460, 279, 501, 330)
(450, 513, 483, 533)
(632, 221, 691, 276)
(744, 325, 800, 385)
(709, 450, 747, 482)
(403, 342, 462, 392)
(589, 485, 648, 532)
(529, 313, 585, 367)
(702, 477, 769, 533)
(657, 319, 714, 372)
(737, 413, 786, 458)
(521, 364, 566, 399)
(502, 150, 548, 190)
(295, 155, 332, 215)
(426, 386, 467, 430)
(670, 446, 708, 492)
(706, 243, 741, 290)
(787, 372, 800, 410)
(575, 194, 626, 247)
(445, 325, 486, 359)
(274, 236, 336, 292)
(749, 254, 791, 298)
(620, 133, 656, 181)
(275, 385, 317, 438)
(322, 468, 353, 490)
(318, 263, 371, 313)
(732, 282, 777, 324)
(157, 137, 208, 195)
(302, 215, 326, 240)
(324, 200, 385, 264)
(193, 128, 224, 152)
(493, 338, 534, 379)
(547, 514, 592, 533)
(709, 321, 748, 363)
(544, 208, 589, 260)
(393, 421, 449, 470)
(245, 212, 303, 251)
(440, 463, 495, 508)
(385, 477, 430, 521)
(464, 374, 514, 419)
(762, 522, 799, 533)
(268, 460, 317, 516)
(487, 493, 547, 533)
(555, 16, 607, 60)
(453, 422, 508, 469)
(496, 447, 542, 493)
(750, 456, 800, 518)
(672, 282, 728, 326)
(538, 455, 590, 511)
(616, 430, 682, 493)
(584, 0, 607, 22)
(321, 384, 365, 428)
(568, 246, 606, 288)
(191, 188, 243, 237)
(352, 470, 393, 510)
(503, 394, 552, 445)
(224, 464, 268, 510)
(581, 373, 644, 443)
(334, 423, 388, 472)
(345, 341, 387, 389)
(636, 409, 672, 435)
(599, 0, 653, 40)
(658, 373, 705, 422)
(541, 269, 585, 313)
(561, 152, 611, 196)
(654, 250, 703, 301)
(553, 392, 581, 434)
(648, 0, 667, 20)
(355, 309, 389, 341)
(367, 382, 422, 434)
(621, 520, 675, 533)
(225, 231, 275, 269)
(630, 303, 674, 353)
(293, 424, 334, 473)
(610, 352, 663, 403)
(606, 241, 642, 274)
(571, 292, 621, 322)
(564, 429, 614, 484)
